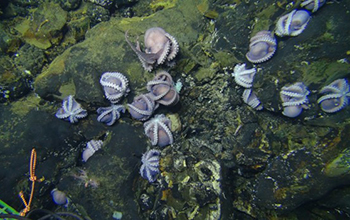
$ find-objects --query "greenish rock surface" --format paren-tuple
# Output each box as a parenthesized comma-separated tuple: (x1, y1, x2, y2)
(15, 2, 67, 49)
(1, 0, 350, 219)
(325, 148, 350, 177)
(34, 0, 203, 103)
(0, 24, 21, 54)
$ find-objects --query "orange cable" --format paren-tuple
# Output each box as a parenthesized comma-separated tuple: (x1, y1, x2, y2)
(19, 148, 38, 216)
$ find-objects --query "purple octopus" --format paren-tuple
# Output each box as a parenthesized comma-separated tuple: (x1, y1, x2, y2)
(275, 10, 311, 37)
(144, 114, 173, 147)
(317, 78, 350, 113)
(246, 30, 277, 64)
(97, 104, 125, 126)
(280, 82, 310, 117)
(146, 70, 180, 106)
(242, 89, 263, 110)
(301, 0, 326, 13)
(232, 63, 256, 88)
(100, 72, 130, 103)
(140, 149, 161, 183)
(56, 95, 88, 123)
(82, 139, 103, 162)
(127, 93, 159, 121)
(125, 27, 179, 72)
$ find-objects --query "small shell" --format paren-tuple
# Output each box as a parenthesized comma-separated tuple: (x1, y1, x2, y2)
(113, 211, 123, 220)
(51, 188, 68, 206)
(82, 140, 103, 162)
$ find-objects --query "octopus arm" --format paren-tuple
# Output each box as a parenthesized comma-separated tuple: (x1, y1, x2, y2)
(125, 31, 159, 65)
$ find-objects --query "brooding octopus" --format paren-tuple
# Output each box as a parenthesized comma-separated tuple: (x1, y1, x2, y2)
(125, 27, 179, 72)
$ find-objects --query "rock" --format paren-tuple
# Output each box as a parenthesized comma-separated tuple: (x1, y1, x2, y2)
(34, 1, 202, 104)
(14, 44, 46, 76)
(254, 149, 325, 211)
(57, 121, 146, 220)
(254, 129, 350, 213)
(87, 0, 115, 8)
(87, 0, 138, 9)
(15, 2, 67, 49)
(84, 3, 110, 26)
(64, 17, 91, 44)
(324, 148, 350, 177)
(0, 24, 21, 54)
(0, 56, 32, 103)
(0, 94, 84, 205)
(317, 186, 350, 215)
(58, 0, 82, 11)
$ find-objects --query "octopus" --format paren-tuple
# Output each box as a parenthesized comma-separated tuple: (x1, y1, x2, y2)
(127, 93, 159, 121)
(301, 0, 326, 13)
(280, 82, 310, 117)
(275, 10, 311, 37)
(146, 70, 180, 106)
(55, 95, 88, 123)
(143, 114, 173, 147)
(125, 27, 179, 72)
(100, 72, 130, 103)
(246, 30, 277, 64)
(140, 149, 161, 183)
(242, 89, 263, 110)
(97, 104, 125, 126)
(82, 140, 103, 162)
(317, 78, 350, 113)
(232, 63, 256, 88)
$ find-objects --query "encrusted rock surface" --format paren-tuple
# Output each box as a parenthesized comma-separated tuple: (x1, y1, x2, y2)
(1, 0, 350, 219)
(34, 0, 201, 104)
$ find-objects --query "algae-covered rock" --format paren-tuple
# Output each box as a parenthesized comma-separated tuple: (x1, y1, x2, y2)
(15, 2, 67, 49)
(14, 44, 46, 76)
(194, 66, 217, 83)
(58, 0, 81, 11)
(64, 17, 90, 44)
(300, 61, 350, 87)
(0, 55, 32, 103)
(324, 148, 350, 177)
(34, 0, 203, 104)
(253, 123, 350, 213)
(56, 122, 146, 220)
(0, 24, 21, 54)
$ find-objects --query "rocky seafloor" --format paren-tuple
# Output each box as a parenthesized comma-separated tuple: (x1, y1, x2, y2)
(1, 0, 350, 219)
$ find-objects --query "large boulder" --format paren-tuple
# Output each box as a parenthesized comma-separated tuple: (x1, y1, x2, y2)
(34, 1, 202, 105)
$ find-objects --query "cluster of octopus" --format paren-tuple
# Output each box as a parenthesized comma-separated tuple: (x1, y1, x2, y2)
(51, 27, 181, 205)
(232, 0, 350, 117)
